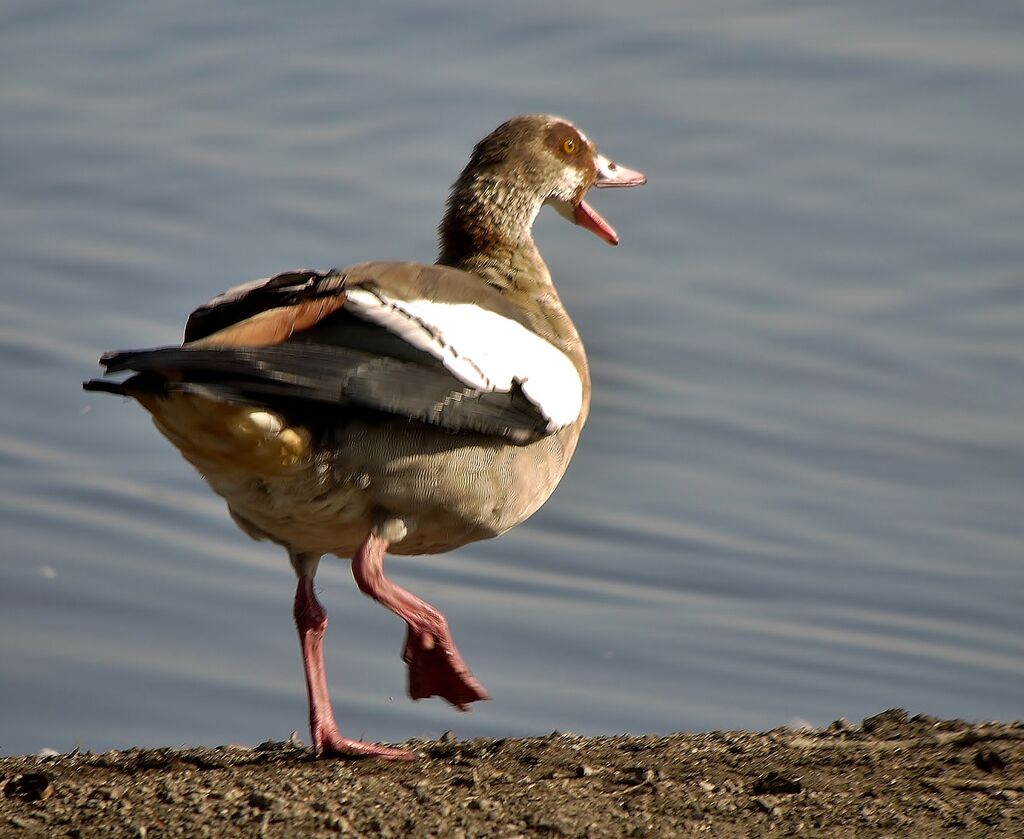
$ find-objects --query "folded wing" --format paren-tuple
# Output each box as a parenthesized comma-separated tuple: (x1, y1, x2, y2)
(86, 263, 583, 444)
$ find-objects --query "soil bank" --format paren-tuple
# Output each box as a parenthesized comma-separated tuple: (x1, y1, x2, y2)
(2, 710, 1022, 837)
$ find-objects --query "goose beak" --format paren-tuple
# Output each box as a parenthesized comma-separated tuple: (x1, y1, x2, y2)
(563, 154, 646, 246)
(592, 154, 647, 190)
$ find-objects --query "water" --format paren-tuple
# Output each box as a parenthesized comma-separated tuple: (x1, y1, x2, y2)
(1, 0, 1022, 755)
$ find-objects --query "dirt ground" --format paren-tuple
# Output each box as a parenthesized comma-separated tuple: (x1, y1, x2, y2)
(2, 709, 1022, 838)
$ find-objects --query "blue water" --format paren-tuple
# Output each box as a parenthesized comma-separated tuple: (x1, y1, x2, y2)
(1, 0, 1022, 755)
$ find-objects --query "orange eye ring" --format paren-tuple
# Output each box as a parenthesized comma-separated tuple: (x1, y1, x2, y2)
(562, 136, 578, 155)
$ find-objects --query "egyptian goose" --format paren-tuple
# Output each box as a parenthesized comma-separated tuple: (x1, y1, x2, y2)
(84, 114, 646, 759)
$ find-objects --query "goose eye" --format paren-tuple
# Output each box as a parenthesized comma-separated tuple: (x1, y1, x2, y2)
(562, 137, 578, 155)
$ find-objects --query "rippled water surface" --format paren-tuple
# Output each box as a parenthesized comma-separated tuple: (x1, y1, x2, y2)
(2, 1, 1022, 755)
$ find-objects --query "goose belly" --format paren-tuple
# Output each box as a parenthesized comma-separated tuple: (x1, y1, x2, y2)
(140, 393, 582, 558)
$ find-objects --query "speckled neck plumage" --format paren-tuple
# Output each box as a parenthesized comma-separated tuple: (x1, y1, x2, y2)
(437, 170, 552, 296)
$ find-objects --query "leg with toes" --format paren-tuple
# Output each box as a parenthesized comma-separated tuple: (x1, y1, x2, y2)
(291, 554, 413, 760)
(351, 531, 490, 710)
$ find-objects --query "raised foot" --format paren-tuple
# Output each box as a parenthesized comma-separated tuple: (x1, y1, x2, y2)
(314, 729, 415, 761)
(349, 530, 490, 711)
(404, 623, 491, 710)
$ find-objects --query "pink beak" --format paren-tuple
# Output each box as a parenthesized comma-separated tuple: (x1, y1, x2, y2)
(573, 154, 646, 245)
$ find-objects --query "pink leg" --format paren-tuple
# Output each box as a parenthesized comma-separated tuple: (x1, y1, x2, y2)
(352, 532, 490, 710)
(294, 576, 413, 759)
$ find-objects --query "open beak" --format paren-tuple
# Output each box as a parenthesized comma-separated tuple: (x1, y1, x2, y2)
(553, 153, 646, 246)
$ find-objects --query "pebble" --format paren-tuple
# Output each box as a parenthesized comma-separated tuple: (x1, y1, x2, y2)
(752, 772, 803, 796)
(247, 791, 277, 810)
(3, 772, 54, 802)
(974, 748, 1006, 773)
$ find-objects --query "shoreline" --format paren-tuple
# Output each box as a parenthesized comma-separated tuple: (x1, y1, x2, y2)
(2, 710, 1022, 837)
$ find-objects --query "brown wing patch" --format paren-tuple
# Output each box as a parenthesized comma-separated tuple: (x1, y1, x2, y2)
(189, 294, 347, 348)
(137, 392, 310, 477)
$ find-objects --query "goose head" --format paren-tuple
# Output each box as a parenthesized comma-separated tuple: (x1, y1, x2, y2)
(438, 115, 645, 269)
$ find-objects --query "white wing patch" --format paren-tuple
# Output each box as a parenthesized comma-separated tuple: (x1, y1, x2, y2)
(344, 289, 583, 431)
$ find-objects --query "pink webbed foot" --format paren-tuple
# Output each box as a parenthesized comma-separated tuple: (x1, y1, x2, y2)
(353, 531, 491, 711)
(403, 612, 491, 709)
(312, 724, 415, 761)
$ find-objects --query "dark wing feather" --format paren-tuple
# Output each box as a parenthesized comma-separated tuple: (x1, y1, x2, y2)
(90, 342, 547, 443)
(184, 269, 346, 343)
(88, 262, 564, 443)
